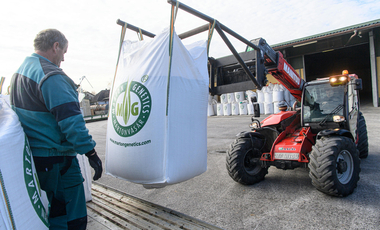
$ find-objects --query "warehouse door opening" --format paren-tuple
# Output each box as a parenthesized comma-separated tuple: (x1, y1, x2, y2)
(304, 43, 372, 103)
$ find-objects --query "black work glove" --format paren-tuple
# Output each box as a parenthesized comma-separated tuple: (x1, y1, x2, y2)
(85, 149, 103, 181)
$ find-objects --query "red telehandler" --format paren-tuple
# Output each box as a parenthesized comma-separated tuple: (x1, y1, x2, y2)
(225, 57, 368, 197)
(155, 0, 368, 197)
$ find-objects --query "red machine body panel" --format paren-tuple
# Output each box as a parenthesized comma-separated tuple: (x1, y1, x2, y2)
(271, 127, 314, 163)
(260, 112, 315, 163)
(261, 110, 297, 127)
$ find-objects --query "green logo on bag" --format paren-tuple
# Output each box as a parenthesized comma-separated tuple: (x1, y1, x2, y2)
(23, 136, 49, 227)
(112, 80, 152, 137)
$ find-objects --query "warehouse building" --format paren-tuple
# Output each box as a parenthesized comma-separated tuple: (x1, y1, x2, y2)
(269, 19, 380, 107)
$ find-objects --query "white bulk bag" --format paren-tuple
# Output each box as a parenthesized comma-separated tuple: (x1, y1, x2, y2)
(239, 102, 248, 115)
(221, 94, 228, 104)
(207, 103, 215, 116)
(257, 89, 264, 103)
(264, 88, 273, 103)
(208, 94, 213, 103)
(212, 99, 217, 114)
(227, 93, 235, 103)
(76, 154, 92, 202)
(247, 103, 254, 115)
(273, 101, 280, 114)
(106, 27, 208, 187)
(264, 102, 274, 114)
(234, 92, 244, 102)
(273, 84, 284, 102)
(0, 98, 49, 230)
(246, 91, 257, 104)
(217, 103, 224, 116)
(223, 103, 231, 116)
(259, 102, 264, 114)
(231, 102, 239, 115)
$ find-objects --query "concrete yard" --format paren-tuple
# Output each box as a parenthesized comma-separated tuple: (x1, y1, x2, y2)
(87, 103, 380, 230)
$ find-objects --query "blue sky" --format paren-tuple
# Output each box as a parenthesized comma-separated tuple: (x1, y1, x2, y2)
(1, 0, 379, 94)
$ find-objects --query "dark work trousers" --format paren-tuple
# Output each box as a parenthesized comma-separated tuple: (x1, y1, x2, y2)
(34, 156, 87, 230)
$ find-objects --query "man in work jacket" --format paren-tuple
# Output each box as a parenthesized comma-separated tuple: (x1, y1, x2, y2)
(10, 29, 102, 230)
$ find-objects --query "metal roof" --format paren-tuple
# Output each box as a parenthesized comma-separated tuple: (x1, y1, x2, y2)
(272, 18, 380, 49)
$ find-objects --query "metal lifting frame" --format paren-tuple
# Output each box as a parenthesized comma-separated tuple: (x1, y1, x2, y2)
(167, 0, 278, 90)
(117, 0, 281, 92)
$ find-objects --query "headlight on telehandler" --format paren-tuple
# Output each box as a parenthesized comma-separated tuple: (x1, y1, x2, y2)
(329, 70, 349, 86)
(333, 115, 345, 122)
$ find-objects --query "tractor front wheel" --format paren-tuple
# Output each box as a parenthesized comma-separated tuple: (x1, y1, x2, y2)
(226, 137, 268, 185)
(309, 136, 360, 197)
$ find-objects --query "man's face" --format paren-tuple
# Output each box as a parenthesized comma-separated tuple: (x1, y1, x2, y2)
(54, 43, 68, 67)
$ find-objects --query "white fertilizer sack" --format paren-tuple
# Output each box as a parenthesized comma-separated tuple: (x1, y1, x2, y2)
(0, 98, 49, 230)
(231, 102, 239, 116)
(239, 102, 248, 115)
(207, 103, 215, 116)
(223, 103, 231, 116)
(76, 154, 92, 202)
(106, 27, 208, 188)
(217, 103, 224, 116)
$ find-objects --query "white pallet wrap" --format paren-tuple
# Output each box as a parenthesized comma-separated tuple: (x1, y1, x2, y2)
(106, 27, 208, 188)
(0, 97, 49, 230)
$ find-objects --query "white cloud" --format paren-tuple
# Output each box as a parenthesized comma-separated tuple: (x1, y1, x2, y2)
(1, 0, 379, 94)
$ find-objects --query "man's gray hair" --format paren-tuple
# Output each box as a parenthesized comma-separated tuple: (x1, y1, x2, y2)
(34, 29, 68, 52)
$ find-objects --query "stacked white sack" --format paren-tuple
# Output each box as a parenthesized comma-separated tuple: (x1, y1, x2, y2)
(227, 93, 235, 103)
(221, 94, 228, 104)
(256, 88, 265, 114)
(212, 100, 217, 114)
(263, 86, 274, 114)
(234, 91, 244, 102)
(245, 90, 257, 104)
(239, 101, 248, 115)
(223, 103, 232, 116)
(273, 84, 285, 113)
(208, 98, 217, 116)
(247, 103, 254, 115)
(207, 103, 214, 116)
(231, 102, 239, 115)
(76, 154, 93, 202)
(0, 97, 49, 229)
(217, 103, 224, 116)
(106, 27, 208, 188)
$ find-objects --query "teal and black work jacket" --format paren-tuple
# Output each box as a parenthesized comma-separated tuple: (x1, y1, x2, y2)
(10, 53, 96, 157)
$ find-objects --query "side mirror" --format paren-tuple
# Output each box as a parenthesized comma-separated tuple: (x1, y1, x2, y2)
(354, 79, 362, 90)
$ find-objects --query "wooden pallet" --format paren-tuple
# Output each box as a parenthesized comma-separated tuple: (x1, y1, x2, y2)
(87, 183, 223, 230)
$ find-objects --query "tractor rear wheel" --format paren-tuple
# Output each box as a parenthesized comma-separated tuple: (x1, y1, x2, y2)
(226, 137, 268, 185)
(309, 136, 360, 197)
(357, 112, 368, 158)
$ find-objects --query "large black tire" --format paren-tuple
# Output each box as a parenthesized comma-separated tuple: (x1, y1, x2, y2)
(309, 136, 360, 197)
(357, 112, 369, 158)
(226, 137, 268, 185)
